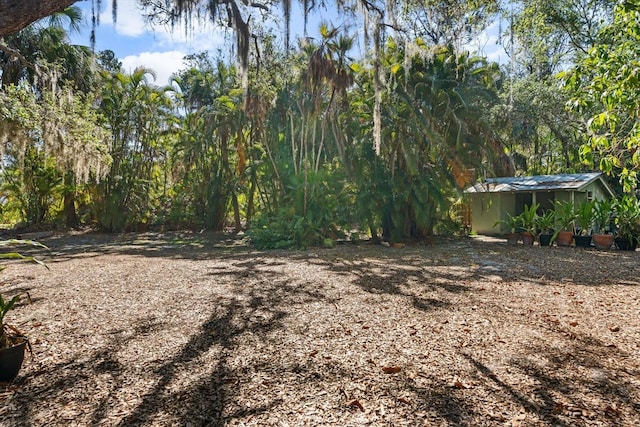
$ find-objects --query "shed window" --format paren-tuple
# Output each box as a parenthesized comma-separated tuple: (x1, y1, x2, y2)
(536, 192, 555, 213)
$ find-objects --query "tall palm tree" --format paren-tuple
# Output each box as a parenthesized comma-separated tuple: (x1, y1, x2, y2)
(96, 67, 174, 231)
(353, 42, 510, 241)
(170, 55, 245, 230)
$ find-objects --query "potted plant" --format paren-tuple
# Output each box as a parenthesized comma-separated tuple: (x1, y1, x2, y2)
(536, 210, 555, 247)
(613, 196, 640, 250)
(0, 239, 47, 382)
(573, 199, 595, 248)
(551, 200, 576, 246)
(493, 213, 522, 245)
(591, 198, 615, 250)
(519, 203, 539, 245)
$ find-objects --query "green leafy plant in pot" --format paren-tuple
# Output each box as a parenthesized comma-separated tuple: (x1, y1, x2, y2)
(519, 203, 539, 245)
(493, 213, 522, 245)
(613, 196, 640, 250)
(536, 210, 555, 247)
(591, 198, 615, 250)
(573, 199, 595, 248)
(551, 200, 576, 246)
(0, 239, 48, 382)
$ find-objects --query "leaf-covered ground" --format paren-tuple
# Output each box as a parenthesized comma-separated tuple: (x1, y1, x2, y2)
(1, 232, 639, 426)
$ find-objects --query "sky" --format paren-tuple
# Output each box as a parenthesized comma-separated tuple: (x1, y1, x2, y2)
(69, 0, 507, 86)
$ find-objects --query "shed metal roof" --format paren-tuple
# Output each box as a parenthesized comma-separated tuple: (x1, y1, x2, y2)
(465, 172, 614, 196)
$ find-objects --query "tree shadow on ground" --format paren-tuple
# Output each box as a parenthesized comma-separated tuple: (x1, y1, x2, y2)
(37, 231, 251, 264)
(4, 233, 640, 426)
(5, 261, 350, 426)
(23, 232, 640, 288)
(462, 321, 640, 426)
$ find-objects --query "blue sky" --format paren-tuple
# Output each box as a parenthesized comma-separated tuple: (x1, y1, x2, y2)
(70, 0, 506, 86)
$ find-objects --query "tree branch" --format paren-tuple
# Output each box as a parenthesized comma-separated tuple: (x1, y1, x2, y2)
(0, 0, 78, 37)
(0, 39, 35, 70)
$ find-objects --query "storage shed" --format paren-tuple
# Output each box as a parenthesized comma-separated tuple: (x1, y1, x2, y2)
(465, 173, 615, 234)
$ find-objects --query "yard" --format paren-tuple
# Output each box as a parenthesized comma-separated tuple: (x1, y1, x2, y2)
(1, 232, 639, 426)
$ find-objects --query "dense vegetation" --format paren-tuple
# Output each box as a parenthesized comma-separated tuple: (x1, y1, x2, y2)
(0, 0, 635, 247)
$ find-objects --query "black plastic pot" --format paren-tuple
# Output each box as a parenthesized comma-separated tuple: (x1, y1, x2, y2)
(615, 237, 638, 251)
(539, 234, 553, 247)
(0, 337, 27, 382)
(574, 235, 592, 248)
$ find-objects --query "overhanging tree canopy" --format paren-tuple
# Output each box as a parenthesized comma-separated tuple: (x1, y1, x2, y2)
(0, 0, 78, 37)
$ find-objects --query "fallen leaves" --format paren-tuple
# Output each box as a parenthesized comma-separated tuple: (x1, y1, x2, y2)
(397, 397, 411, 405)
(452, 379, 472, 389)
(347, 399, 364, 412)
(4, 233, 640, 426)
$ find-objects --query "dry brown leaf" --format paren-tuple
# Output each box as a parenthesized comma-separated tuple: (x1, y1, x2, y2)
(347, 399, 364, 412)
(6, 233, 640, 427)
(453, 380, 471, 389)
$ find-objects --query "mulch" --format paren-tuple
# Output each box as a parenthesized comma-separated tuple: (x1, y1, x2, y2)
(0, 231, 639, 426)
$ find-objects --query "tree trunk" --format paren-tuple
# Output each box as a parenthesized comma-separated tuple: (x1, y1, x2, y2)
(0, 0, 77, 37)
(246, 172, 256, 228)
(63, 173, 78, 228)
(230, 191, 241, 232)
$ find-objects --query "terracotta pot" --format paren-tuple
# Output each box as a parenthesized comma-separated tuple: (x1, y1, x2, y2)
(592, 234, 614, 250)
(555, 230, 574, 247)
(521, 232, 535, 245)
(505, 233, 519, 245)
(0, 336, 27, 382)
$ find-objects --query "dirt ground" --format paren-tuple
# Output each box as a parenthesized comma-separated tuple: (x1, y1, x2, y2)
(0, 231, 639, 426)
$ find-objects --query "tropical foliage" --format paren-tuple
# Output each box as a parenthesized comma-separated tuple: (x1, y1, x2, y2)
(562, 2, 640, 192)
(0, 1, 638, 247)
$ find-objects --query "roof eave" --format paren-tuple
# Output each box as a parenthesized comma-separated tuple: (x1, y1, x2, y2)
(576, 175, 615, 198)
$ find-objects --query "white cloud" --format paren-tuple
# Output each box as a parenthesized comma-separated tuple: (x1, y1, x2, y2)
(121, 51, 187, 86)
(467, 20, 507, 64)
(100, 0, 226, 51)
(100, 0, 148, 37)
(89, 1, 232, 86)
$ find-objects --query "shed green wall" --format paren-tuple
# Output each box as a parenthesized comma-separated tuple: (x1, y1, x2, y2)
(469, 181, 613, 235)
(471, 193, 514, 234)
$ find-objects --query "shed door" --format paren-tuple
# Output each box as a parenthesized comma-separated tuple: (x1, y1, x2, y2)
(515, 193, 533, 215)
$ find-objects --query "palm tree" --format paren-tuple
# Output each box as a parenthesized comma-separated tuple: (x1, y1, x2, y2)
(96, 67, 174, 231)
(352, 42, 510, 241)
(0, 6, 97, 91)
(170, 55, 245, 230)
